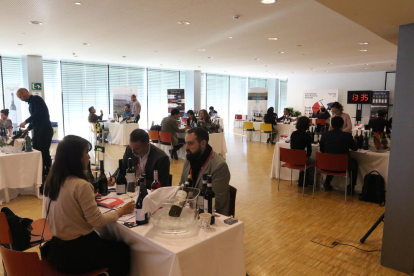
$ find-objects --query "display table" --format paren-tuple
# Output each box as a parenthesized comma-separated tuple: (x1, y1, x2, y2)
(107, 122, 139, 146)
(270, 142, 390, 192)
(247, 122, 296, 143)
(0, 150, 43, 202)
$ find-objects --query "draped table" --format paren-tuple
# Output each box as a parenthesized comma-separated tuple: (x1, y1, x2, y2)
(248, 122, 296, 143)
(270, 142, 390, 192)
(107, 122, 139, 146)
(0, 149, 43, 202)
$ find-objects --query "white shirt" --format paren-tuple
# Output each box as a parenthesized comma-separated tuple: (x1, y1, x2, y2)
(137, 146, 150, 177)
(132, 99, 141, 118)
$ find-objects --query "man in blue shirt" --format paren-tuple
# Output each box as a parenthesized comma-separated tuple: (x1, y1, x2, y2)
(123, 104, 132, 118)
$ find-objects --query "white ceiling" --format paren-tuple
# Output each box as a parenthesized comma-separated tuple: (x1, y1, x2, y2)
(0, 0, 399, 78)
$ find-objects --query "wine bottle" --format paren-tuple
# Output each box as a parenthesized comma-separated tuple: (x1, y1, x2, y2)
(187, 174, 194, 198)
(313, 131, 319, 144)
(126, 158, 135, 193)
(380, 132, 388, 149)
(362, 131, 369, 150)
(10, 93, 17, 130)
(198, 174, 208, 214)
(354, 130, 359, 145)
(25, 135, 33, 152)
(93, 172, 99, 193)
(98, 160, 108, 196)
(7, 128, 23, 146)
(85, 161, 95, 184)
(151, 170, 161, 192)
(204, 175, 215, 225)
(169, 184, 189, 217)
(136, 178, 148, 225)
(357, 130, 364, 149)
(116, 159, 126, 195)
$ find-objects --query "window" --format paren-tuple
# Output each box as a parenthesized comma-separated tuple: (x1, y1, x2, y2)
(229, 76, 247, 125)
(147, 69, 180, 126)
(206, 74, 229, 125)
(179, 71, 186, 89)
(61, 61, 109, 138)
(248, 77, 267, 88)
(109, 65, 146, 128)
(279, 79, 288, 115)
(43, 60, 63, 139)
(200, 73, 206, 110)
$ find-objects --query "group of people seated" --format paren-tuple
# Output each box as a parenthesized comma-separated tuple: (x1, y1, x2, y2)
(43, 126, 231, 275)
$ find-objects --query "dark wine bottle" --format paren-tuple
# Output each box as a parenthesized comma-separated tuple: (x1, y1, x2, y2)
(198, 174, 208, 214)
(169, 184, 189, 217)
(363, 131, 369, 150)
(98, 160, 108, 196)
(116, 159, 126, 195)
(204, 175, 215, 225)
(126, 158, 136, 193)
(136, 178, 148, 225)
(93, 172, 99, 193)
(151, 170, 161, 192)
(186, 174, 194, 199)
(85, 161, 95, 184)
(354, 130, 359, 145)
(357, 130, 364, 149)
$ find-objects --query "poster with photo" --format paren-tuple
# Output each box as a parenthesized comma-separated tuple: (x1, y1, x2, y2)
(303, 89, 338, 115)
(3, 84, 23, 131)
(167, 89, 185, 117)
(113, 86, 137, 116)
(248, 87, 268, 120)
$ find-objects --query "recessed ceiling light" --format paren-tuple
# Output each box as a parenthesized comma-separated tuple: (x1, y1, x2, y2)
(311, 68, 314, 70)
(160, 64, 163, 66)
(261, 0, 276, 4)
(177, 21, 190, 25)
(364, 68, 368, 69)
(391, 64, 394, 66)
(302, 54, 306, 56)
(359, 49, 368, 52)
(16, 44, 24, 46)
(364, 63, 369, 65)
(359, 42, 369, 45)
(198, 49, 206, 52)
(325, 71, 329, 72)
(207, 57, 212, 59)
(72, 53, 76, 55)
(82, 43, 90, 46)
(198, 66, 201, 67)
(295, 45, 301, 47)
(276, 51, 285, 54)
(327, 62, 332, 65)
(154, 51, 158, 53)
(268, 37, 278, 40)
(74, 56, 78, 58)
(21, 33, 26, 35)
(265, 65, 268, 67)
(229, 36, 233, 39)
(254, 58, 260, 61)
(122, 56, 127, 58)
(291, 71, 294, 73)
(75, 2, 81, 5)
(29, 21, 43, 25)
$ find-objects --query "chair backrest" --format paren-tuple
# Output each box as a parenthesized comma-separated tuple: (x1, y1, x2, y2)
(243, 122, 254, 130)
(235, 114, 242, 120)
(316, 119, 326, 126)
(316, 152, 348, 171)
(279, 147, 307, 166)
(159, 131, 172, 143)
(229, 185, 237, 218)
(148, 130, 159, 142)
(0, 212, 13, 245)
(260, 123, 272, 132)
(0, 245, 42, 276)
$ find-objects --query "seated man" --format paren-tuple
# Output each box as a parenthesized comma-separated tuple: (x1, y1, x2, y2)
(88, 106, 107, 142)
(209, 106, 217, 117)
(161, 108, 189, 160)
(316, 107, 331, 132)
(110, 129, 170, 189)
(123, 104, 132, 118)
(368, 109, 390, 134)
(180, 127, 230, 216)
(319, 116, 358, 194)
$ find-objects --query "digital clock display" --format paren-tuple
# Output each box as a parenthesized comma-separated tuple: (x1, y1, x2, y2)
(347, 91, 372, 104)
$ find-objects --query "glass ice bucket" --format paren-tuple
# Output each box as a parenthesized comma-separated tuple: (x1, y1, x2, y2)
(150, 188, 200, 234)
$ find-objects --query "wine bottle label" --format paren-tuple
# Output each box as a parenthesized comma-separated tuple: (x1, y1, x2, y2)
(136, 209, 146, 221)
(211, 198, 215, 216)
(174, 190, 188, 205)
(198, 196, 204, 209)
(126, 173, 135, 183)
(116, 184, 126, 194)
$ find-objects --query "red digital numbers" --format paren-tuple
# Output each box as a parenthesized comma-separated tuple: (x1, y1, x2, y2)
(361, 94, 369, 101)
(352, 94, 359, 101)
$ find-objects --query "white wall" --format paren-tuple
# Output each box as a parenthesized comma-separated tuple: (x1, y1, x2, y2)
(287, 71, 389, 125)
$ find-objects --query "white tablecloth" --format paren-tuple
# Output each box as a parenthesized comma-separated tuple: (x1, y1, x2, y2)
(0, 150, 43, 202)
(107, 122, 139, 145)
(270, 142, 390, 192)
(247, 122, 296, 143)
(96, 215, 245, 276)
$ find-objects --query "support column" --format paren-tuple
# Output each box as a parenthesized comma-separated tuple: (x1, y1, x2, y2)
(381, 23, 414, 274)
(22, 55, 44, 98)
(185, 70, 201, 111)
(267, 78, 279, 112)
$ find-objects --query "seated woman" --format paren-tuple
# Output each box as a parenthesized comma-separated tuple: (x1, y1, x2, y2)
(290, 117, 314, 187)
(197, 109, 211, 128)
(263, 107, 278, 144)
(186, 110, 198, 128)
(0, 109, 13, 137)
(330, 102, 352, 133)
(43, 135, 134, 275)
(278, 108, 292, 122)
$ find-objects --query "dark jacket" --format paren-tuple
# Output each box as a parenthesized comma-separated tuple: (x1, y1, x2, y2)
(290, 129, 312, 157)
(368, 117, 390, 134)
(122, 144, 170, 189)
(25, 95, 52, 132)
(320, 129, 358, 155)
(88, 112, 103, 123)
(187, 117, 198, 128)
(317, 111, 331, 120)
(264, 113, 277, 126)
(161, 116, 186, 145)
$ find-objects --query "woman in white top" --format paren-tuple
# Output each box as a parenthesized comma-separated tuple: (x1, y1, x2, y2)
(43, 135, 135, 275)
(330, 102, 352, 133)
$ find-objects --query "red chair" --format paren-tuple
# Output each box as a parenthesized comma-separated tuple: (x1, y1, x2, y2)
(234, 114, 246, 128)
(148, 130, 159, 144)
(159, 131, 173, 155)
(316, 119, 327, 132)
(278, 147, 315, 196)
(181, 117, 188, 125)
(314, 152, 351, 204)
(0, 245, 109, 276)
(229, 185, 237, 218)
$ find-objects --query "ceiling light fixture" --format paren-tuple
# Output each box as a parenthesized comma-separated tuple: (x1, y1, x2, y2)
(261, 0, 276, 4)
(268, 37, 278, 40)
(21, 33, 26, 35)
(82, 43, 90, 46)
(254, 58, 260, 61)
(177, 21, 190, 25)
(295, 45, 301, 47)
(198, 49, 206, 52)
(75, 2, 81, 5)
(229, 36, 233, 39)
(359, 42, 369, 45)
(359, 49, 368, 52)
(17, 44, 24, 46)
(122, 56, 127, 58)
(276, 51, 285, 54)
(29, 21, 43, 25)
(160, 64, 163, 66)
(207, 57, 212, 59)
(364, 68, 368, 69)
(327, 62, 332, 65)
(74, 56, 78, 58)
(364, 63, 369, 65)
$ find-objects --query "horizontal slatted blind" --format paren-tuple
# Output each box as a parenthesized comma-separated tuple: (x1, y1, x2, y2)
(230, 76, 247, 124)
(206, 74, 229, 125)
(248, 77, 267, 88)
(200, 73, 206, 110)
(279, 79, 288, 115)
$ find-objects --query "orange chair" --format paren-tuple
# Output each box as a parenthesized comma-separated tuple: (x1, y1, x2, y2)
(0, 245, 109, 276)
(159, 131, 173, 155)
(314, 152, 351, 204)
(148, 130, 160, 144)
(278, 147, 315, 196)
(229, 185, 237, 218)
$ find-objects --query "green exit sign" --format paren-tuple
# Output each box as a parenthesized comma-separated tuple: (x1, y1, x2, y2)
(32, 82, 42, 90)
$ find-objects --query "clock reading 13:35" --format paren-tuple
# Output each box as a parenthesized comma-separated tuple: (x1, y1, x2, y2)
(347, 91, 372, 104)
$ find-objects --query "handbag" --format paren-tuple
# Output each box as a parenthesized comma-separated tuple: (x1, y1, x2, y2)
(39, 199, 52, 259)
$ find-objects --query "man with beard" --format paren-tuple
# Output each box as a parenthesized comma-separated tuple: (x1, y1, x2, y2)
(110, 129, 170, 189)
(180, 127, 230, 216)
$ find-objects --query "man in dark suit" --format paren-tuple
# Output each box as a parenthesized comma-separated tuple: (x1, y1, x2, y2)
(319, 116, 358, 193)
(111, 129, 170, 189)
(368, 109, 390, 134)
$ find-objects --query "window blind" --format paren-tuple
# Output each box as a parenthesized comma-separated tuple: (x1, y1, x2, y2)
(147, 69, 180, 126)
(0, 58, 3, 110)
(43, 60, 63, 138)
(61, 61, 109, 138)
(200, 73, 206, 110)
(206, 74, 229, 125)
(248, 77, 267, 88)
(279, 79, 288, 114)
(179, 71, 186, 89)
(109, 65, 146, 128)
(229, 76, 247, 125)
